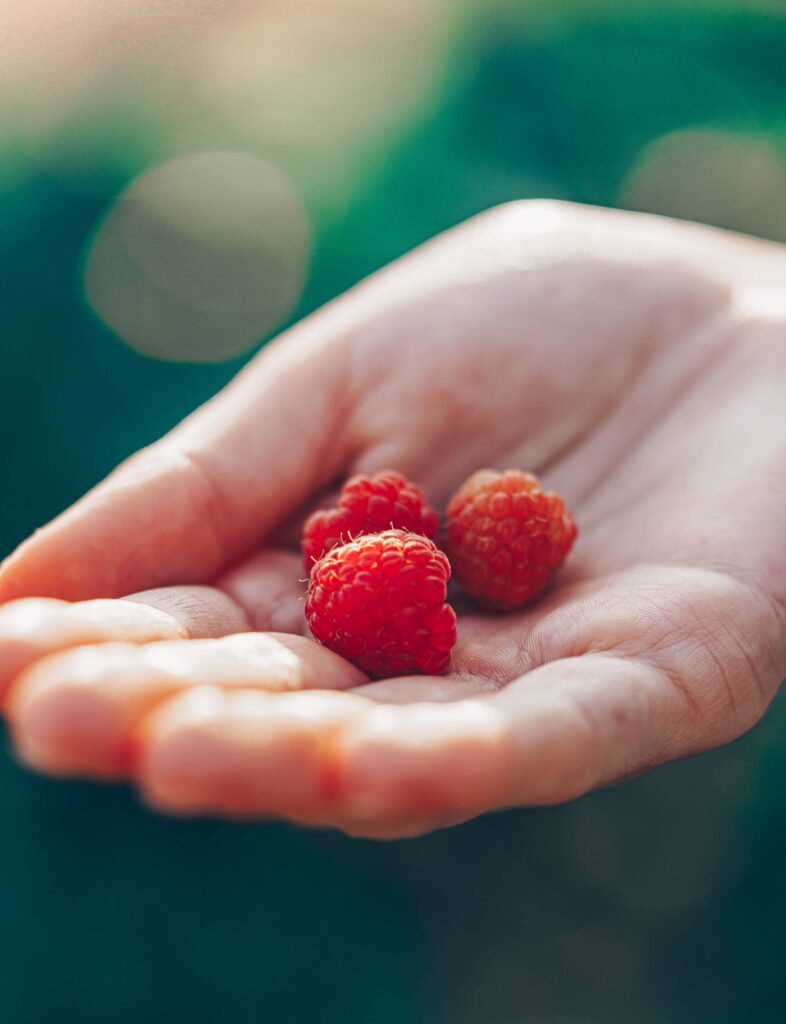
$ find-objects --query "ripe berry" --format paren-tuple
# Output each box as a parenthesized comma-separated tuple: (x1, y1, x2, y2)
(446, 469, 577, 611)
(305, 530, 457, 678)
(301, 471, 439, 571)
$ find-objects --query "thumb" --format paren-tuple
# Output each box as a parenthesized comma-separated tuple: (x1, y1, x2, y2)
(0, 320, 353, 601)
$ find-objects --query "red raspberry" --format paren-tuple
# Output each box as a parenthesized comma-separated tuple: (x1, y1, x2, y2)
(302, 471, 439, 571)
(446, 469, 577, 611)
(305, 530, 457, 678)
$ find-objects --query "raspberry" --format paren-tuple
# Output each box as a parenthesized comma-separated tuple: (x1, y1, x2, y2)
(305, 530, 457, 678)
(446, 469, 577, 611)
(302, 470, 439, 571)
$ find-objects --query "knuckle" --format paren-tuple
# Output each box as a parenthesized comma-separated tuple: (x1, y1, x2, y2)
(477, 197, 577, 234)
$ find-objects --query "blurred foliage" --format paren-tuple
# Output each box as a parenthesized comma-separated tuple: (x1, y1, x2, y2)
(2, 2, 786, 1022)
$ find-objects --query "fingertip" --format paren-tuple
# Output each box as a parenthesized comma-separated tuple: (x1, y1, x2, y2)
(0, 598, 67, 701)
(0, 593, 193, 709)
(137, 688, 370, 819)
(0, 543, 41, 604)
(0, 518, 112, 602)
(8, 653, 133, 779)
(0, 450, 228, 602)
(6, 641, 180, 779)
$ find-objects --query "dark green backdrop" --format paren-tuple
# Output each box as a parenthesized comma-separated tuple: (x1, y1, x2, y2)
(3, 5, 786, 1022)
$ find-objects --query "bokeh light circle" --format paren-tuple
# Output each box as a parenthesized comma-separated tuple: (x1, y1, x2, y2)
(83, 151, 310, 362)
(620, 129, 786, 243)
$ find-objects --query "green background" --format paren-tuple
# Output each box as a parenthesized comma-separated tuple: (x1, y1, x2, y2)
(3, 3, 786, 1021)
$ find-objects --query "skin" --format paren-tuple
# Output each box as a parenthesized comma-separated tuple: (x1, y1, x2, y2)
(1, 200, 785, 838)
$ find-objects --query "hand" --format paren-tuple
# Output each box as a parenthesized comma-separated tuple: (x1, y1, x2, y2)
(2, 201, 785, 838)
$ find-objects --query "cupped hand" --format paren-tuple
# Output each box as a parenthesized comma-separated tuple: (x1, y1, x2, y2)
(2, 201, 785, 838)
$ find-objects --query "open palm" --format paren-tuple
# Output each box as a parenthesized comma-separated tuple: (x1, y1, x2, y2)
(2, 201, 785, 838)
